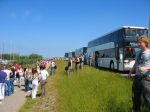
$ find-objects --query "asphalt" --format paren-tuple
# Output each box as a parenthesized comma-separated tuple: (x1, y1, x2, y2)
(0, 81, 28, 112)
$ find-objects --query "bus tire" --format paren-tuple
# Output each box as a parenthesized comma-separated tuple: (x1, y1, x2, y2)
(110, 62, 114, 70)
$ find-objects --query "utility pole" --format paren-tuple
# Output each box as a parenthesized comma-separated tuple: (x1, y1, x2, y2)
(149, 17, 150, 48)
(10, 41, 12, 61)
(0, 42, 2, 59)
(13, 46, 14, 61)
(2, 42, 4, 60)
(149, 17, 150, 38)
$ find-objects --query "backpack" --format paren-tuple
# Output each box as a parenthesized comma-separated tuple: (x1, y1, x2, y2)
(54, 65, 57, 69)
(65, 66, 68, 71)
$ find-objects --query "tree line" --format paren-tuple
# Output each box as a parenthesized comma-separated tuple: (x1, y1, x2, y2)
(0, 53, 43, 65)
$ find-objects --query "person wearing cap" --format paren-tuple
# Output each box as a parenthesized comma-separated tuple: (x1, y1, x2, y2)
(128, 36, 150, 112)
(0, 66, 7, 104)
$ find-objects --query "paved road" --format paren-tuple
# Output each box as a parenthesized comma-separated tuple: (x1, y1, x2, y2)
(0, 83, 28, 112)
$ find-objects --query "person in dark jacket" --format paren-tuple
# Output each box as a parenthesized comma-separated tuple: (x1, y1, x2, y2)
(0, 66, 7, 104)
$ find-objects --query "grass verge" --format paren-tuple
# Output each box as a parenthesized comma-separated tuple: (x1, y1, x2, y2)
(20, 60, 149, 112)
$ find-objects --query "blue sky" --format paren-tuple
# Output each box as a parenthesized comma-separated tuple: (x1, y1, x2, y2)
(0, 0, 150, 58)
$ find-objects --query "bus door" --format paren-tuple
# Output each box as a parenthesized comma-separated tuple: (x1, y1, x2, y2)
(95, 51, 99, 67)
(115, 47, 124, 71)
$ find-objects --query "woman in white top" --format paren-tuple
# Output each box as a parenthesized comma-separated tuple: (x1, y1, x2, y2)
(31, 69, 39, 99)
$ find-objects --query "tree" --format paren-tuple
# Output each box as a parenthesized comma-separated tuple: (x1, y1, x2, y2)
(28, 53, 43, 61)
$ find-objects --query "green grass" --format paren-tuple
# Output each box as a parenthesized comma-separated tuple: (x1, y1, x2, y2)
(55, 61, 132, 112)
(20, 60, 149, 112)
(19, 83, 42, 112)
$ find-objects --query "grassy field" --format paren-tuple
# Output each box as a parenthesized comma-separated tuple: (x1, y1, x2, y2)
(19, 60, 149, 112)
(55, 61, 132, 112)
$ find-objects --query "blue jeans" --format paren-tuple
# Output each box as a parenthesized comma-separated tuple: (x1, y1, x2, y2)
(25, 79, 30, 92)
(5, 80, 11, 96)
(10, 77, 15, 94)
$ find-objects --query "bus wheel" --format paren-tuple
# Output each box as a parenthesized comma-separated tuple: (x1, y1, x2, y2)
(110, 62, 114, 70)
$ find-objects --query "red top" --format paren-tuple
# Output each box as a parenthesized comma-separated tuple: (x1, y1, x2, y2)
(16, 64, 19, 73)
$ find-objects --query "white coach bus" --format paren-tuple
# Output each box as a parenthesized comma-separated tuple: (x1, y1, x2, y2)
(87, 26, 148, 71)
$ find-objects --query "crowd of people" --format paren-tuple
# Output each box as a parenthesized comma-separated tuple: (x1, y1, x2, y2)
(65, 35, 150, 111)
(66, 54, 84, 75)
(0, 59, 56, 104)
(1, 35, 150, 112)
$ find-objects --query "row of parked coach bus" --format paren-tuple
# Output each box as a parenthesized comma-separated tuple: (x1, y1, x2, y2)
(64, 26, 149, 72)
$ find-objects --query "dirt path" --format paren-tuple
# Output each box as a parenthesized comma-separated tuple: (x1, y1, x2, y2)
(30, 77, 57, 112)
(0, 85, 27, 112)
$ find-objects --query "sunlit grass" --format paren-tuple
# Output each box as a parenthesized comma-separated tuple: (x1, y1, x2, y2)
(20, 60, 149, 112)
(55, 61, 132, 112)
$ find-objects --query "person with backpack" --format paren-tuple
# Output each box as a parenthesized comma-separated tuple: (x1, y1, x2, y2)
(128, 36, 150, 112)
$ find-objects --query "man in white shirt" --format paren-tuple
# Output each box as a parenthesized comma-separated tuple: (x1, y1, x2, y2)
(3, 65, 11, 96)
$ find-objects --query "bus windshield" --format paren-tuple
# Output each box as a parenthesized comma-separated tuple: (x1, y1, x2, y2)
(124, 47, 136, 59)
(125, 28, 148, 37)
(124, 28, 148, 59)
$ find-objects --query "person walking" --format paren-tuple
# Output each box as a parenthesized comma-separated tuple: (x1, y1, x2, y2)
(128, 36, 150, 112)
(89, 55, 93, 66)
(15, 64, 20, 86)
(36, 64, 41, 79)
(0, 66, 7, 104)
(24, 65, 31, 92)
(75, 56, 80, 72)
(50, 59, 56, 76)
(40, 65, 49, 96)
(18, 65, 24, 88)
(79, 54, 84, 69)
(10, 65, 15, 94)
(31, 68, 39, 99)
(3, 65, 11, 96)
(67, 57, 73, 75)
